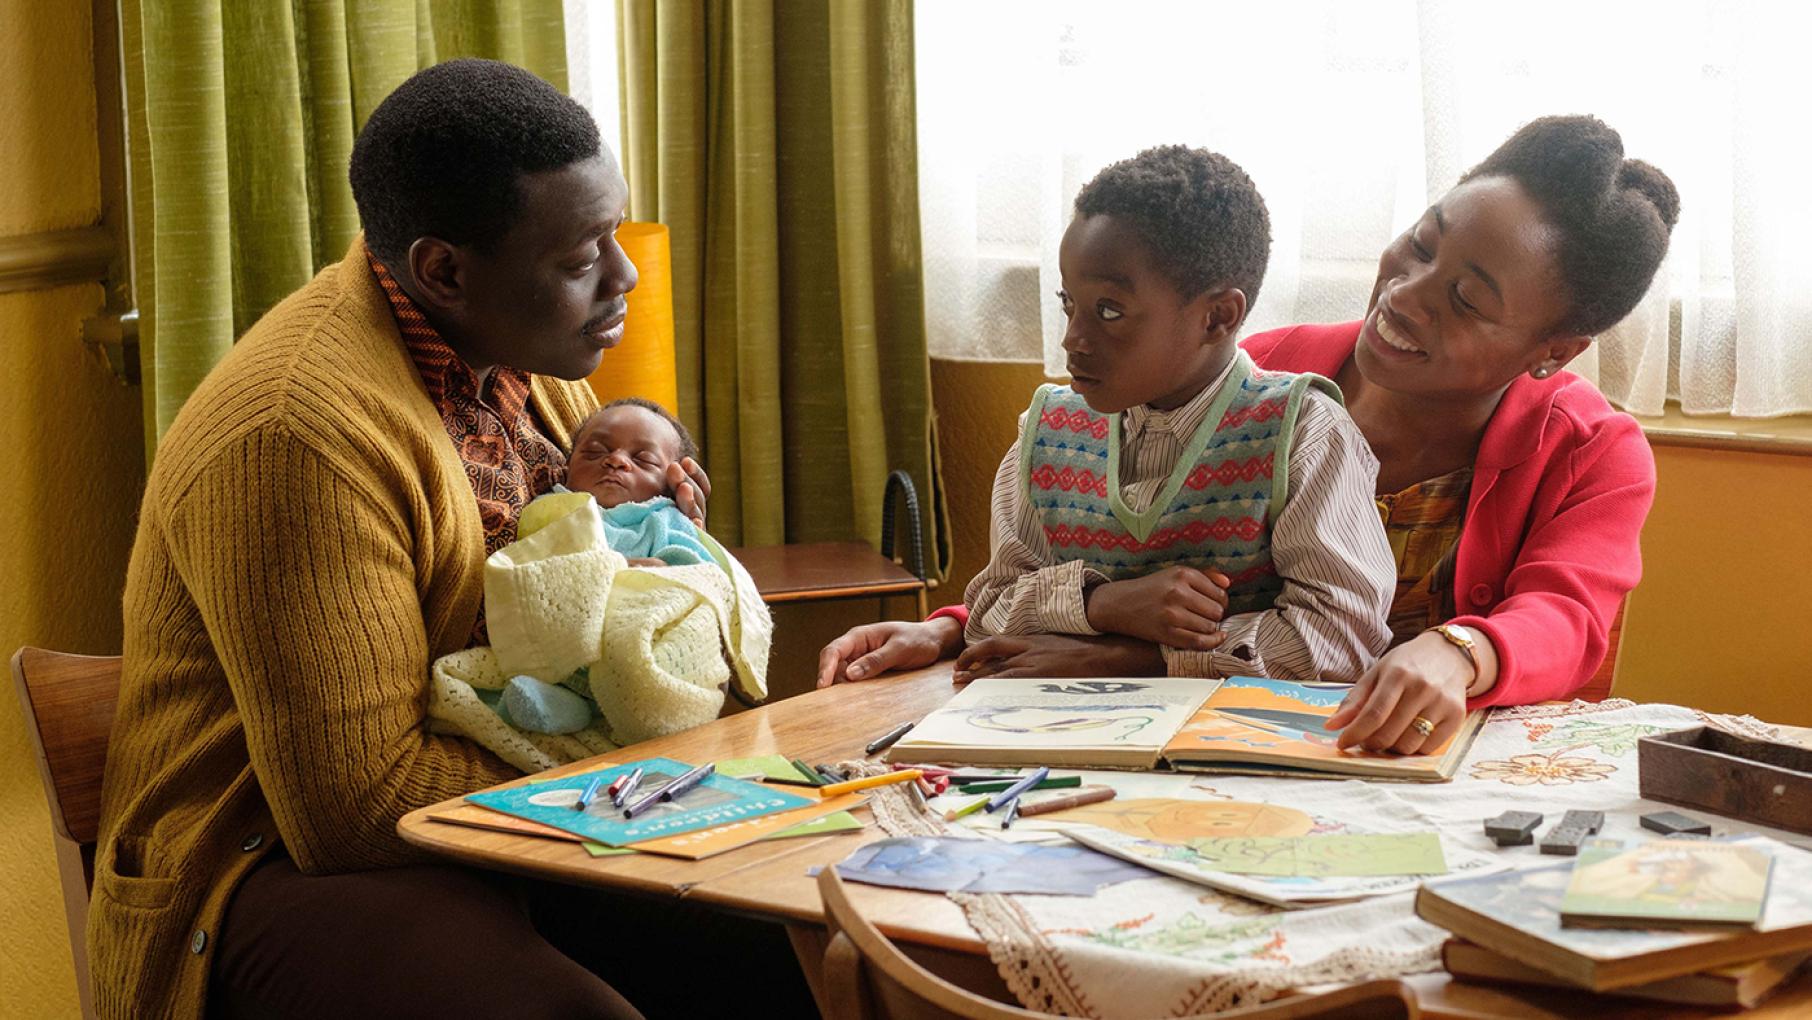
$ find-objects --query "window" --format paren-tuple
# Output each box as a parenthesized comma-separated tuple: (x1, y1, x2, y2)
(916, 0, 1812, 417)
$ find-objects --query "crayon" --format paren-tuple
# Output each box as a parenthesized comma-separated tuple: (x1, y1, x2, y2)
(1017, 786, 1117, 817)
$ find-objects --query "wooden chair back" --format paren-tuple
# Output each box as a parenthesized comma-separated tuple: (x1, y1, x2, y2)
(10, 646, 120, 1020)
(815, 868, 1418, 1020)
(1575, 598, 1628, 702)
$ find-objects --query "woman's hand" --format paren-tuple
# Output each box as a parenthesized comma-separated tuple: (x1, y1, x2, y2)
(1324, 630, 1483, 754)
(816, 617, 965, 688)
(1084, 567, 1230, 651)
(666, 457, 711, 526)
(954, 633, 1166, 683)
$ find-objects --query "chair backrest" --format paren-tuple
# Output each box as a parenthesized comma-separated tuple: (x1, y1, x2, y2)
(815, 868, 1419, 1020)
(1575, 598, 1628, 703)
(10, 647, 120, 848)
(11, 646, 119, 1020)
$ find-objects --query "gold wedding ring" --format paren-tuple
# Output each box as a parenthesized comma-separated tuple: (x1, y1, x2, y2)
(1410, 716, 1436, 737)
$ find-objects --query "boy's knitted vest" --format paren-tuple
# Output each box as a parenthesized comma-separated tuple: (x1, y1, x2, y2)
(1019, 352, 1340, 615)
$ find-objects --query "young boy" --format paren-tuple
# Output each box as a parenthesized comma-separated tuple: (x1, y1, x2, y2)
(964, 145, 1394, 682)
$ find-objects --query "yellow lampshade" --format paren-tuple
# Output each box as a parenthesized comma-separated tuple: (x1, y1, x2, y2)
(588, 221, 679, 412)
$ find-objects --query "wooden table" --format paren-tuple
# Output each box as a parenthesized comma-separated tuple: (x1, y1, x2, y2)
(399, 664, 1812, 1018)
(732, 540, 929, 614)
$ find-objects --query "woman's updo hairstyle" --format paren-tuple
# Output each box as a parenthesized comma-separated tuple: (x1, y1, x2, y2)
(1460, 115, 1680, 338)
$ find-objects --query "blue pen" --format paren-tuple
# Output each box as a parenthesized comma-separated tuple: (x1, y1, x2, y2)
(610, 767, 644, 809)
(985, 766, 1049, 813)
(574, 774, 605, 812)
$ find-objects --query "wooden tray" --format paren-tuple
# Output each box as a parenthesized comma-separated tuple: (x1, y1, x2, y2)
(1638, 726, 1812, 835)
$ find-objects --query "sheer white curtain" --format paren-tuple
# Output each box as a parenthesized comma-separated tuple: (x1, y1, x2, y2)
(917, 0, 1812, 417)
(565, 1, 623, 168)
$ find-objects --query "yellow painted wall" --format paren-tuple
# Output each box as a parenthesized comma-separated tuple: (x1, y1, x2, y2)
(914, 356, 1812, 727)
(1618, 446, 1812, 724)
(1, 3, 145, 1017)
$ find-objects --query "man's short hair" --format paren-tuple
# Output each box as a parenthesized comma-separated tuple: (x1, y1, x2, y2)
(349, 59, 601, 266)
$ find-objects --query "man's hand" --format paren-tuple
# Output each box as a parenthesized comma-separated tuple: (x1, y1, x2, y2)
(1084, 566, 1230, 650)
(816, 617, 964, 688)
(954, 633, 1165, 683)
(666, 456, 711, 527)
(1324, 630, 1474, 755)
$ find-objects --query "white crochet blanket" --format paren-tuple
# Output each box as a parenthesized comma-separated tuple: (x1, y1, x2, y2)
(429, 499, 771, 772)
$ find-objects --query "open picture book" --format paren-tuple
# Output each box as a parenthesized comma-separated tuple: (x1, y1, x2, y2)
(886, 675, 1483, 781)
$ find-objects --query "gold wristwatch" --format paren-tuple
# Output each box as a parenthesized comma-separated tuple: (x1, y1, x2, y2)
(1430, 623, 1480, 684)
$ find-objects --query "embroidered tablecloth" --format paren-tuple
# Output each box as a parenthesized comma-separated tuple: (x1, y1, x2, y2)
(858, 698, 1792, 1017)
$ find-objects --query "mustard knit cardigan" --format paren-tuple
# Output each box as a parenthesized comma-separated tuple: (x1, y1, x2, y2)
(87, 241, 598, 1019)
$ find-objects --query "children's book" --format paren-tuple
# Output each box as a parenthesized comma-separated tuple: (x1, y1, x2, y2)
(1442, 939, 1809, 1009)
(1066, 821, 1504, 909)
(1560, 839, 1773, 931)
(435, 791, 864, 859)
(464, 757, 813, 848)
(1415, 836, 1812, 991)
(1160, 676, 1484, 781)
(886, 676, 1220, 769)
(887, 675, 1480, 780)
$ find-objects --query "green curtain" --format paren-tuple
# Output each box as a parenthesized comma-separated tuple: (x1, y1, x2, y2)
(122, 0, 569, 457)
(617, 0, 949, 575)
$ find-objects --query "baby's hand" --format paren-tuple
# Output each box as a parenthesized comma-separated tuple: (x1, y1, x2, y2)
(1083, 566, 1230, 651)
(626, 557, 666, 568)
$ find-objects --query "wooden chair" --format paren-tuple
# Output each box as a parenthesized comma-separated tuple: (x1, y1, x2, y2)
(10, 646, 121, 1020)
(1574, 598, 1628, 703)
(815, 868, 1419, 1020)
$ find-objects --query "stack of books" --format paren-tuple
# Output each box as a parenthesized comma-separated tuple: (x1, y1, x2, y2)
(1416, 835, 1812, 1008)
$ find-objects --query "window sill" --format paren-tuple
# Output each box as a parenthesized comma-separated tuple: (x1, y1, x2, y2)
(1633, 405, 1812, 456)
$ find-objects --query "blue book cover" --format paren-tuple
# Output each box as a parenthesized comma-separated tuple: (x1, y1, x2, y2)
(466, 757, 813, 847)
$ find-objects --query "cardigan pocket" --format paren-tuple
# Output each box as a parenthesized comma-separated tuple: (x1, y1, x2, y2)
(96, 834, 177, 910)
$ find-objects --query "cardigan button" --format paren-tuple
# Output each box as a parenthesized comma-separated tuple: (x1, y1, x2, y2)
(241, 833, 263, 852)
(190, 930, 208, 955)
(1469, 583, 1493, 606)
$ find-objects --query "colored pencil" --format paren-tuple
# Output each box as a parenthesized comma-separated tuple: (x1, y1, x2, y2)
(790, 758, 826, 786)
(1000, 798, 1022, 830)
(865, 721, 916, 755)
(657, 762, 715, 802)
(817, 769, 923, 798)
(986, 767, 1050, 813)
(943, 796, 990, 822)
(957, 776, 1081, 795)
(1017, 786, 1117, 818)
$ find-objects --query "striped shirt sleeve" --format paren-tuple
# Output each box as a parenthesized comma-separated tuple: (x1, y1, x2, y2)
(1162, 391, 1395, 682)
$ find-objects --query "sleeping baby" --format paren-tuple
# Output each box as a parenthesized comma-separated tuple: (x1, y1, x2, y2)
(429, 398, 772, 771)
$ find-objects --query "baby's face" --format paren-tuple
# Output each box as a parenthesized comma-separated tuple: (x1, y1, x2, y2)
(567, 406, 680, 508)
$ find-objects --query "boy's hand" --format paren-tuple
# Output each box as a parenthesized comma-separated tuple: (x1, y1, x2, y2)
(955, 633, 1165, 682)
(816, 618, 963, 688)
(666, 457, 711, 527)
(1084, 566, 1230, 650)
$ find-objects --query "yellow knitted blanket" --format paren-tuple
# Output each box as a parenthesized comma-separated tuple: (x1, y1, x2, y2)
(429, 498, 771, 772)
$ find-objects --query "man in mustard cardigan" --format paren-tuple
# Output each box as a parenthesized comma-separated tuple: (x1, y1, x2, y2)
(88, 60, 709, 1019)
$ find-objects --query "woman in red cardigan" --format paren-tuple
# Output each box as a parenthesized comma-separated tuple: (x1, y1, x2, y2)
(820, 115, 1678, 756)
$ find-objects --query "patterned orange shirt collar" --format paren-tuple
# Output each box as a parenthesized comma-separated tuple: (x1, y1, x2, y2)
(364, 244, 568, 563)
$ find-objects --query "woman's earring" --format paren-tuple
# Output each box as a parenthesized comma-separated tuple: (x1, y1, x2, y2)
(1532, 365, 1553, 379)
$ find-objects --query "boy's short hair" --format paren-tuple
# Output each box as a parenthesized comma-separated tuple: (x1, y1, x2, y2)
(580, 398, 700, 462)
(1073, 144, 1271, 310)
